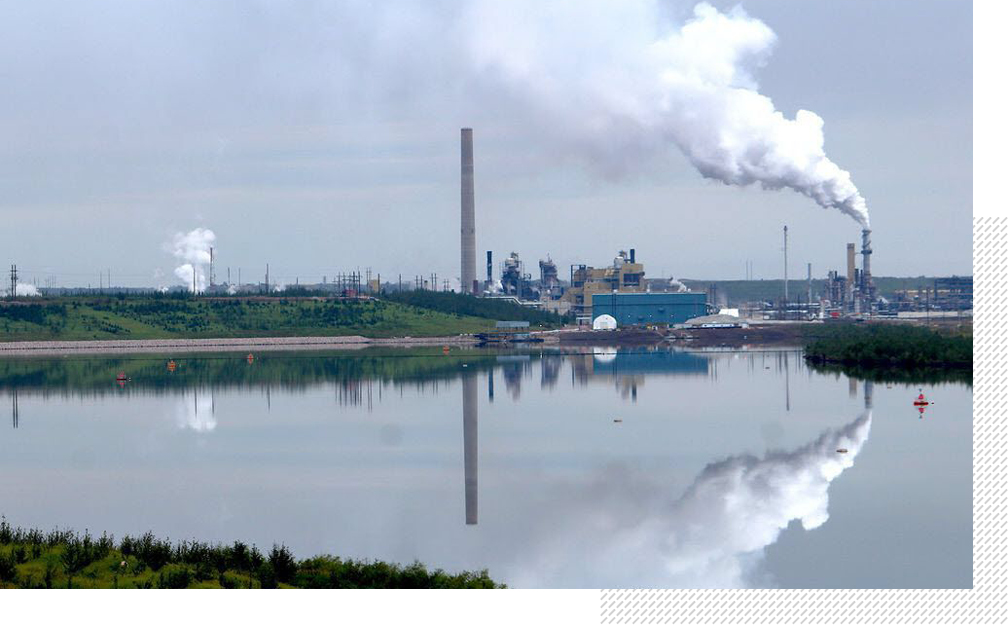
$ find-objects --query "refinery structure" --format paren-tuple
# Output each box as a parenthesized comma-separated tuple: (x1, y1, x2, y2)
(449, 128, 965, 329)
(5, 127, 971, 326)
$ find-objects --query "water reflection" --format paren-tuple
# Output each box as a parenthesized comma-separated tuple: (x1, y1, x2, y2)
(489, 408, 873, 588)
(0, 346, 971, 588)
(463, 374, 478, 526)
(176, 391, 216, 432)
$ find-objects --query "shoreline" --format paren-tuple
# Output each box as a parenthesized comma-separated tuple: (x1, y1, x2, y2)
(0, 334, 481, 356)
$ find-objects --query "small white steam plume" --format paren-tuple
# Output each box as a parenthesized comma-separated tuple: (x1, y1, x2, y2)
(466, 1, 869, 227)
(15, 283, 40, 297)
(169, 228, 215, 293)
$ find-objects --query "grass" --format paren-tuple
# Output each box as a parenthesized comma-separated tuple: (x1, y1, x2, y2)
(0, 296, 496, 342)
(0, 517, 503, 589)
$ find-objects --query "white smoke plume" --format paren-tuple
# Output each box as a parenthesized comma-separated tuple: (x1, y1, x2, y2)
(14, 283, 40, 297)
(500, 411, 872, 587)
(168, 228, 215, 293)
(175, 392, 217, 432)
(464, 1, 869, 226)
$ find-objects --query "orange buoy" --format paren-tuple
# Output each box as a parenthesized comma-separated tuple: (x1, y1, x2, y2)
(247, 353, 254, 364)
(167, 360, 177, 372)
(443, 345, 450, 354)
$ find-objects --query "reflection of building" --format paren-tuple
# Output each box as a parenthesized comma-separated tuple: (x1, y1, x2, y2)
(587, 350, 709, 378)
(541, 356, 561, 389)
(462, 374, 478, 525)
(498, 355, 531, 400)
(569, 349, 709, 401)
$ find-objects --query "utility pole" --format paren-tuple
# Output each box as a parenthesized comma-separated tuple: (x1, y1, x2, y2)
(807, 263, 813, 319)
(782, 225, 789, 319)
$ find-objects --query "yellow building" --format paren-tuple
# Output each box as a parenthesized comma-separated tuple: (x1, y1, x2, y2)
(561, 250, 646, 319)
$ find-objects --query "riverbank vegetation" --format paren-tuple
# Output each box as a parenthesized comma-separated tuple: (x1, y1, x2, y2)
(804, 323, 971, 370)
(0, 295, 497, 341)
(381, 290, 566, 326)
(0, 517, 502, 589)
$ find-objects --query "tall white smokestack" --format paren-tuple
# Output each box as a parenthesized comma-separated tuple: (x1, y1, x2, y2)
(460, 128, 477, 294)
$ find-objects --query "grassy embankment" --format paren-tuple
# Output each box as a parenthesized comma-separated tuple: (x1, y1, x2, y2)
(0, 292, 564, 342)
(803, 322, 972, 384)
(0, 518, 502, 589)
(380, 290, 566, 326)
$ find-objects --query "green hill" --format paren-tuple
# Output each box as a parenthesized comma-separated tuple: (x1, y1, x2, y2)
(0, 296, 494, 342)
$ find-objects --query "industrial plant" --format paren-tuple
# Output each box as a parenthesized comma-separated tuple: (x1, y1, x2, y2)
(450, 128, 970, 331)
(3, 127, 971, 331)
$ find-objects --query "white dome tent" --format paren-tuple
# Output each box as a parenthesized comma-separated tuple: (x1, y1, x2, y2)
(592, 314, 617, 330)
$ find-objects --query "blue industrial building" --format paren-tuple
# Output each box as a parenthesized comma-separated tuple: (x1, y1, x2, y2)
(591, 292, 708, 327)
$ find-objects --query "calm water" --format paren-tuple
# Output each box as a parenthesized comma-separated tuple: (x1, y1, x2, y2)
(0, 347, 971, 588)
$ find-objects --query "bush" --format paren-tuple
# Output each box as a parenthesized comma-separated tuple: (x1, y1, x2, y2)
(257, 562, 277, 589)
(157, 565, 193, 589)
(0, 551, 17, 583)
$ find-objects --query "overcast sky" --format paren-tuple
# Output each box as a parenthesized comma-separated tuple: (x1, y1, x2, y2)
(0, 0, 970, 289)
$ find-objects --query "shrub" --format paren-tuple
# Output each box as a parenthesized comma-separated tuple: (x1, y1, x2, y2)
(257, 562, 277, 589)
(157, 565, 193, 589)
(0, 551, 17, 583)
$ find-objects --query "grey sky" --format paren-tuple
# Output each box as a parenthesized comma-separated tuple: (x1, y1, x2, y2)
(0, 0, 970, 288)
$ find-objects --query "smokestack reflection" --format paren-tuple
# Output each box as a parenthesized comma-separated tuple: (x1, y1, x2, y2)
(463, 373, 478, 525)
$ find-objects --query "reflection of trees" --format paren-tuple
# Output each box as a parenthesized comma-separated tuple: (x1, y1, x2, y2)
(808, 361, 972, 386)
(0, 348, 501, 398)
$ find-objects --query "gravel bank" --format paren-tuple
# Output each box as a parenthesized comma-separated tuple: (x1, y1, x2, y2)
(0, 334, 479, 356)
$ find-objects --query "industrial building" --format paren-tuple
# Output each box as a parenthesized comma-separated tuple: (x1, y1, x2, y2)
(559, 249, 646, 319)
(591, 292, 708, 327)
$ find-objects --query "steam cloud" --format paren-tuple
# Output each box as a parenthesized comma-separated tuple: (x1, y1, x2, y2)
(14, 283, 40, 297)
(501, 411, 873, 587)
(464, 1, 869, 226)
(175, 393, 217, 432)
(169, 228, 215, 293)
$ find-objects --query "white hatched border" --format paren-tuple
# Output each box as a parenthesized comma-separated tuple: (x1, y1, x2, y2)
(599, 217, 996, 624)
